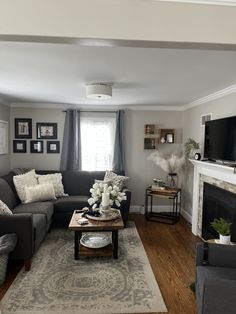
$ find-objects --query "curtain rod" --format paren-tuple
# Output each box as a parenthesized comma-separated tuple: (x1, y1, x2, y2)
(62, 110, 118, 113)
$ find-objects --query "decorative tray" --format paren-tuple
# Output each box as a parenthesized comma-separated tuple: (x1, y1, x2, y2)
(80, 233, 111, 249)
(86, 209, 120, 221)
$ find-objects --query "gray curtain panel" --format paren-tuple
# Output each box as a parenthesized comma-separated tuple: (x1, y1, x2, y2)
(60, 109, 81, 171)
(112, 110, 125, 172)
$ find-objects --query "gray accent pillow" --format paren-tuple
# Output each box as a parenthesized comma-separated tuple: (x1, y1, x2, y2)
(104, 171, 130, 190)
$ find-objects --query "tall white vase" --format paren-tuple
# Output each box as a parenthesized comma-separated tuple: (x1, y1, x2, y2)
(219, 234, 231, 245)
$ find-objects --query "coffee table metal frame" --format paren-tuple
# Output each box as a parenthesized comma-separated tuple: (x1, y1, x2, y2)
(68, 211, 124, 260)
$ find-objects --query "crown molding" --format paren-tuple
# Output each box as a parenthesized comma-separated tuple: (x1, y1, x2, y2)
(182, 84, 236, 111)
(155, 0, 236, 6)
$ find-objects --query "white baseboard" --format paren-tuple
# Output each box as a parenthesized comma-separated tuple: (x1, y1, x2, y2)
(130, 205, 193, 225)
(181, 208, 192, 224)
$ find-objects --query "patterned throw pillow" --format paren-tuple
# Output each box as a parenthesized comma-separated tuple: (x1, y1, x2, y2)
(13, 169, 38, 204)
(24, 183, 56, 204)
(104, 171, 130, 190)
(0, 200, 12, 215)
(37, 173, 68, 197)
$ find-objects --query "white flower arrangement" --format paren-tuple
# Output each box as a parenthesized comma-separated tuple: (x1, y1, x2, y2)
(148, 151, 185, 174)
(88, 183, 127, 210)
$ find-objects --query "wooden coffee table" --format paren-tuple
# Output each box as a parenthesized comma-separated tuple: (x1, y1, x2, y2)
(68, 210, 124, 260)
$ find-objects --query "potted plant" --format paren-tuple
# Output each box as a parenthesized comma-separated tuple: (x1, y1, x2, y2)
(210, 218, 232, 244)
(184, 138, 200, 159)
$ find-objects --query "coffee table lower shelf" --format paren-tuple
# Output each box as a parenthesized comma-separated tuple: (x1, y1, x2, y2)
(79, 243, 113, 257)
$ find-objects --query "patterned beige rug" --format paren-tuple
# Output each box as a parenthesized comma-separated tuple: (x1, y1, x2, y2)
(0, 223, 167, 314)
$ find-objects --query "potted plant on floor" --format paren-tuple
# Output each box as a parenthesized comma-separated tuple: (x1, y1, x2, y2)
(210, 218, 232, 244)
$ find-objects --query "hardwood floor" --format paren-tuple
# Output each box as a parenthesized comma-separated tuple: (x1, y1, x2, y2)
(0, 214, 200, 314)
(131, 214, 200, 314)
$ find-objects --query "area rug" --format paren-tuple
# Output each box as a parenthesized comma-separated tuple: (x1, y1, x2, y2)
(0, 223, 167, 314)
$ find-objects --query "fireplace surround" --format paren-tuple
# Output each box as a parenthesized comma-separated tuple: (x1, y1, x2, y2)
(202, 182, 236, 241)
(191, 160, 236, 236)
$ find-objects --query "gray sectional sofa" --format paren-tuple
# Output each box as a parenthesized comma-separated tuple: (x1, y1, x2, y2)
(0, 170, 131, 270)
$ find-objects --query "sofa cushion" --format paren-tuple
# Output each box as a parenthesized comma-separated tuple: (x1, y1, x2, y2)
(32, 214, 47, 247)
(0, 178, 18, 209)
(54, 196, 89, 213)
(13, 170, 38, 203)
(13, 202, 54, 223)
(25, 183, 56, 204)
(197, 266, 236, 296)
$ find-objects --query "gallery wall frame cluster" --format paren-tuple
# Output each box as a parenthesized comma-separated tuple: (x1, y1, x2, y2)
(13, 118, 60, 154)
(144, 124, 175, 150)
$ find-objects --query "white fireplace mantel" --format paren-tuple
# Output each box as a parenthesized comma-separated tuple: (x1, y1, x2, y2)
(190, 160, 236, 235)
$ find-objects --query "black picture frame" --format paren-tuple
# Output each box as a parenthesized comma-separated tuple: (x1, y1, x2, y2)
(13, 140, 27, 153)
(144, 138, 156, 149)
(15, 118, 32, 139)
(30, 140, 44, 153)
(36, 123, 57, 139)
(47, 141, 60, 154)
(166, 133, 174, 143)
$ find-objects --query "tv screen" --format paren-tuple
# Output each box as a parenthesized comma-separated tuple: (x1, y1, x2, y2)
(204, 116, 236, 162)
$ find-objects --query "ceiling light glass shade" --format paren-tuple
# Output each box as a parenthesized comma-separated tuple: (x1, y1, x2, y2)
(86, 84, 112, 100)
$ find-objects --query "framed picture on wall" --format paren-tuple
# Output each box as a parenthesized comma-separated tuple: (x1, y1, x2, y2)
(30, 140, 44, 153)
(13, 140, 27, 153)
(0, 120, 8, 154)
(166, 133, 174, 143)
(144, 138, 156, 149)
(144, 124, 155, 135)
(36, 123, 57, 139)
(15, 118, 32, 139)
(47, 141, 60, 154)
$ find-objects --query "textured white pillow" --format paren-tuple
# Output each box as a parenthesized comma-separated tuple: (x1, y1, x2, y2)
(13, 169, 38, 203)
(37, 173, 68, 197)
(0, 200, 12, 215)
(104, 171, 130, 190)
(24, 183, 56, 204)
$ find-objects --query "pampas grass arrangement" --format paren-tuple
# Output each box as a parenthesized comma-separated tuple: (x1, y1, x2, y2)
(148, 151, 185, 174)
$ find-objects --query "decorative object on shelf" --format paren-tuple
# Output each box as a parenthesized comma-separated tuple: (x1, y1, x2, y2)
(166, 133, 174, 143)
(194, 152, 201, 160)
(88, 182, 127, 211)
(15, 118, 32, 139)
(0, 120, 8, 154)
(36, 123, 57, 139)
(160, 136, 165, 144)
(167, 172, 178, 188)
(144, 137, 156, 149)
(80, 233, 111, 249)
(144, 124, 155, 135)
(152, 178, 165, 190)
(47, 141, 60, 154)
(13, 140, 27, 153)
(86, 208, 120, 221)
(210, 218, 232, 245)
(184, 138, 200, 159)
(30, 140, 44, 153)
(160, 129, 175, 144)
(148, 151, 185, 188)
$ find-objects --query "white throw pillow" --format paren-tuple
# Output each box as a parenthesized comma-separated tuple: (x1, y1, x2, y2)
(104, 171, 130, 190)
(24, 183, 56, 204)
(37, 173, 68, 197)
(13, 169, 38, 204)
(0, 200, 12, 215)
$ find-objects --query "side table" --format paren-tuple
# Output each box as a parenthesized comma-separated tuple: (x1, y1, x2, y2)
(145, 187, 181, 224)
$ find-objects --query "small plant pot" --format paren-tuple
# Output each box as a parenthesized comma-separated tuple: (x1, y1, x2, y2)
(219, 234, 231, 245)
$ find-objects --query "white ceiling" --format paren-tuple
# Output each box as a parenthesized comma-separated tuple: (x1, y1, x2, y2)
(0, 41, 236, 109)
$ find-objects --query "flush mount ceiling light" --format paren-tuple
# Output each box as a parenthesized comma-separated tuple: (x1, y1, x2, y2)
(86, 84, 112, 100)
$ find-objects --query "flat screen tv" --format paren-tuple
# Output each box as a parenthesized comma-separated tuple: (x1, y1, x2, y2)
(204, 116, 236, 162)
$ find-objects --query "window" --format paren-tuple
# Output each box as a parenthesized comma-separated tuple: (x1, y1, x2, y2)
(80, 113, 116, 171)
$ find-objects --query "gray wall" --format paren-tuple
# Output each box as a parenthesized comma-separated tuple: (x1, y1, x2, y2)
(125, 110, 183, 207)
(10, 107, 65, 170)
(182, 93, 236, 216)
(0, 103, 10, 175)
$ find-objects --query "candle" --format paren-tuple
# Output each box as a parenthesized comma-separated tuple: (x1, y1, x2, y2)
(102, 192, 110, 207)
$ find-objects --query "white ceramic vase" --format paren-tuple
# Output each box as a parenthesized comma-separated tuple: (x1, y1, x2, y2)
(219, 234, 231, 245)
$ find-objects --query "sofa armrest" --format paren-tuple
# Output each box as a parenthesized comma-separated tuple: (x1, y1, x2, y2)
(199, 278, 236, 314)
(0, 213, 34, 260)
(196, 242, 236, 268)
(119, 188, 131, 227)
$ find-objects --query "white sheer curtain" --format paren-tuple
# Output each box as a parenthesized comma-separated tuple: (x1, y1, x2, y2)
(80, 114, 116, 171)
